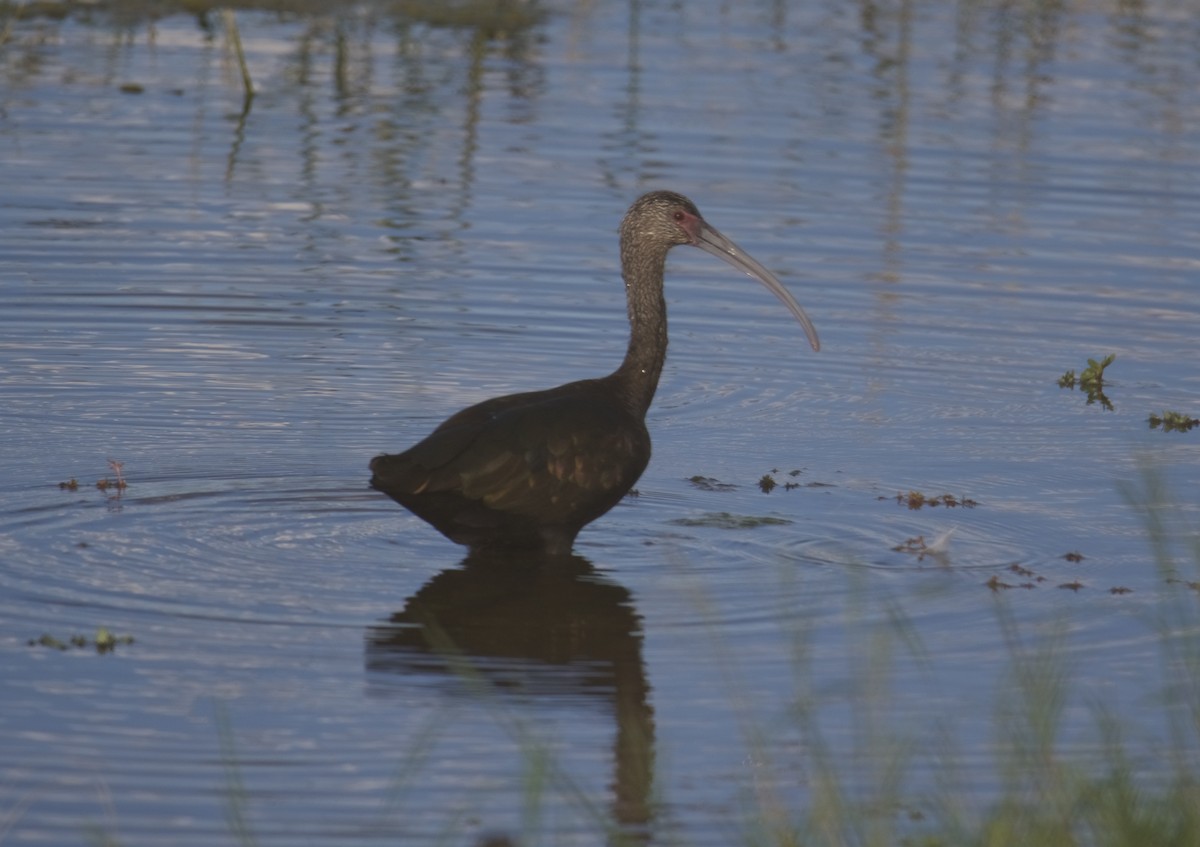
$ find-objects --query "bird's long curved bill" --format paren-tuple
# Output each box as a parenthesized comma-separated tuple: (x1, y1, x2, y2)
(693, 223, 820, 352)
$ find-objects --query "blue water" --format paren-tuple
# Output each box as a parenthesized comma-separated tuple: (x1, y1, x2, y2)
(1, 2, 1199, 844)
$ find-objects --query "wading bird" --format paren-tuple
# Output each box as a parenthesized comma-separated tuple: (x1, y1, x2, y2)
(370, 191, 819, 554)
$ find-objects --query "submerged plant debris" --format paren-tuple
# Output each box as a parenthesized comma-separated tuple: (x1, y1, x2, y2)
(1058, 353, 1115, 410)
(668, 512, 793, 529)
(1148, 410, 1199, 432)
(687, 475, 736, 492)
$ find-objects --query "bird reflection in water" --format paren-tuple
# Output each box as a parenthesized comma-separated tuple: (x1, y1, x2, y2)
(365, 551, 655, 839)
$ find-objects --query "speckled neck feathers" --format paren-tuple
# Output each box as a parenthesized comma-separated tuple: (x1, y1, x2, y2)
(609, 200, 680, 419)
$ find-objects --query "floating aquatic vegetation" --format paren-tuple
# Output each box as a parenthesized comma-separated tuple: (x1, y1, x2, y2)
(892, 490, 978, 509)
(1058, 353, 1115, 410)
(1148, 410, 1199, 433)
(29, 627, 134, 654)
(59, 458, 127, 494)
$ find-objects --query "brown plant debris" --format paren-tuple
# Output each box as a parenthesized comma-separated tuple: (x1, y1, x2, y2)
(894, 490, 977, 510)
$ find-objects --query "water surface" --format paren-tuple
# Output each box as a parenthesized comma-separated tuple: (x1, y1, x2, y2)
(2, 1, 1199, 844)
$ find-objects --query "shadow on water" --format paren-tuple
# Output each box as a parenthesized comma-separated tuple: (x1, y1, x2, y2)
(365, 550, 656, 840)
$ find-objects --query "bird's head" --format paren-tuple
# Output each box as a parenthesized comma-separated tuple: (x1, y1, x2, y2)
(618, 190, 820, 352)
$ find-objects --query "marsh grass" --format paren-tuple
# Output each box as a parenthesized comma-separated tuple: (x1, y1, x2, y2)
(215, 704, 259, 847)
(651, 465, 1200, 847)
(805, 466, 1197, 847)
(749, 466, 1198, 847)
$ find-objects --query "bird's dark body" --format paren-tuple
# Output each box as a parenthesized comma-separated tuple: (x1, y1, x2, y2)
(370, 375, 650, 554)
(370, 191, 819, 553)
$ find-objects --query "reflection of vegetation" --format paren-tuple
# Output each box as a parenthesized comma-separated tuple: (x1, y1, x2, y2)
(220, 8, 254, 116)
(0, 0, 545, 31)
(1149, 410, 1199, 433)
(1058, 354, 1116, 410)
(393, 0, 544, 35)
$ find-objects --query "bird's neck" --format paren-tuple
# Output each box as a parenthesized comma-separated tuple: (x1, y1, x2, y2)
(610, 246, 670, 418)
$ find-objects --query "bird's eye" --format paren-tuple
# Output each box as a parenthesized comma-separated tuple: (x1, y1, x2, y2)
(672, 210, 685, 221)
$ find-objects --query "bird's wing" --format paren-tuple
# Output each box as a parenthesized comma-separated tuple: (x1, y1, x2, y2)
(375, 385, 648, 521)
